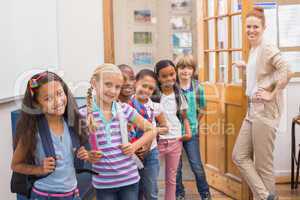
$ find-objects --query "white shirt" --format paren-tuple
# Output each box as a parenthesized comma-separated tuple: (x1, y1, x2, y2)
(159, 92, 188, 139)
(246, 47, 259, 97)
(143, 99, 163, 149)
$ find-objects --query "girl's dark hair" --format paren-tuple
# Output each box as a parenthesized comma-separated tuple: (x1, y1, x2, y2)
(15, 71, 88, 162)
(136, 69, 157, 82)
(154, 59, 176, 76)
(152, 60, 182, 120)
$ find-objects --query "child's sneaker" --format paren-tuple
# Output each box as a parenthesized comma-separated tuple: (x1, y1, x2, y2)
(176, 195, 185, 200)
(202, 192, 212, 200)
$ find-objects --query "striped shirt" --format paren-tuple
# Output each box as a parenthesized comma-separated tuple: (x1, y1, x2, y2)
(80, 101, 139, 189)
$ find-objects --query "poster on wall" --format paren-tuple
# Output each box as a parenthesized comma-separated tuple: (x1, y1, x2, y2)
(278, 4, 300, 47)
(170, 0, 192, 12)
(172, 32, 192, 48)
(170, 16, 191, 31)
(134, 32, 152, 45)
(134, 10, 151, 23)
(133, 52, 153, 65)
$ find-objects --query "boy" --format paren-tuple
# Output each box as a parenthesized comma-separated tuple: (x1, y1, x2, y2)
(175, 55, 211, 200)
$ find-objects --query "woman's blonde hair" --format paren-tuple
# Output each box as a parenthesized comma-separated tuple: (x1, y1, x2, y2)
(86, 63, 122, 133)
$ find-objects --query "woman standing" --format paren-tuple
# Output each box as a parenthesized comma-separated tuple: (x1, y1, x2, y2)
(232, 7, 291, 200)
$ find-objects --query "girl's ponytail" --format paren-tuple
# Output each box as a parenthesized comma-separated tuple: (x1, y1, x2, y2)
(86, 85, 97, 133)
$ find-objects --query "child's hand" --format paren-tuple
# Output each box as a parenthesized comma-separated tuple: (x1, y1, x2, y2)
(180, 134, 192, 142)
(88, 150, 102, 164)
(120, 143, 137, 156)
(40, 157, 56, 175)
(76, 146, 89, 161)
(158, 126, 169, 135)
(135, 142, 151, 159)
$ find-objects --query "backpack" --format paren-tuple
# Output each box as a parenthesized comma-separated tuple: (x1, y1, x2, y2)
(128, 97, 154, 140)
(10, 115, 96, 198)
(115, 102, 144, 169)
(191, 79, 205, 117)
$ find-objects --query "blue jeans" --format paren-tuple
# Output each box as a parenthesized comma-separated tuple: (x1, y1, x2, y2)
(139, 147, 160, 200)
(176, 134, 210, 198)
(95, 182, 139, 200)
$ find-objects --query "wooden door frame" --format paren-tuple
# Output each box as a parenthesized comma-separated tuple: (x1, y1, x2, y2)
(198, 0, 253, 199)
(103, 0, 115, 63)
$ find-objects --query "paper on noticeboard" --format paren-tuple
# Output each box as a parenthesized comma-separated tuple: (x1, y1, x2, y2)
(278, 4, 300, 47)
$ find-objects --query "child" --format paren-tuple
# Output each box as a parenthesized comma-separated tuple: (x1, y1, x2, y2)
(11, 71, 91, 200)
(175, 55, 211, 200)
(152, 60, 192, 200)
(118, 64, 135, 103)
(84, 64, 157, 200)
(128, 69, 168, 200)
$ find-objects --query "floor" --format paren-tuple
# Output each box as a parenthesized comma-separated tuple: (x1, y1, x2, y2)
(157, 181, 300, 200)
(92, 181, 300, 200)
(91, 151, 300, 199)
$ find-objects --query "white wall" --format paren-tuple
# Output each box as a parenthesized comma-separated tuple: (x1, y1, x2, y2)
(57, 0, 104, 97)
(0, 100, 21, 200)
(274, 80, 300, 177)
(1, 0, 104, 199)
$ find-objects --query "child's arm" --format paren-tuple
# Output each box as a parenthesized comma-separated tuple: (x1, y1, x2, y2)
(76, 146, 102, 164)
(156, 113, 169, 135)
(11, 140, 55, 176)
(180, 110, 192, 142)
(121, 114, 157, 156)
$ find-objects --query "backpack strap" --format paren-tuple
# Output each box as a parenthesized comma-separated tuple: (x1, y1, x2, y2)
(68, 127, 84, 171)
(115, 102, 144, 169)
(37, 115, 56, 158)
(192, 80, 200, 116)
(174, 84, 183, 122)
(38, 115, 97, 175)
(116, 102, 129, 144)
(128, 97, 154, 139)
(37, 115, 56, 178)
(68, 122, 98, 175)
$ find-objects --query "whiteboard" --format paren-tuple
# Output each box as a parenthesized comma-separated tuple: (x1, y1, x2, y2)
(0, 0, 58, 102)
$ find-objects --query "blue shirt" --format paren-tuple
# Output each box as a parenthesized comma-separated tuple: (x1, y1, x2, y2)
(34, 120, 77, 192)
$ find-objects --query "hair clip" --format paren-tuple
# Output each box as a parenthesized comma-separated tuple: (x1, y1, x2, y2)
(28, 71, 48, 96)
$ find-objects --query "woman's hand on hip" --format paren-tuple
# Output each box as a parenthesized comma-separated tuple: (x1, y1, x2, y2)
(254, 88, 275, 102)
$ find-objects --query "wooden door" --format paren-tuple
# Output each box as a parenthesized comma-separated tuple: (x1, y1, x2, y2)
(197, 0, 253, 199)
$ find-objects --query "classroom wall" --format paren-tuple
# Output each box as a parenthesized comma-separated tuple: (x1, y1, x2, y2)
(1, 0, 104, 199)
(274, 80, 300, 177)
(113, 0, 197, 72)
(57, 0, 104, 97)
(0, 100, 21, 200)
